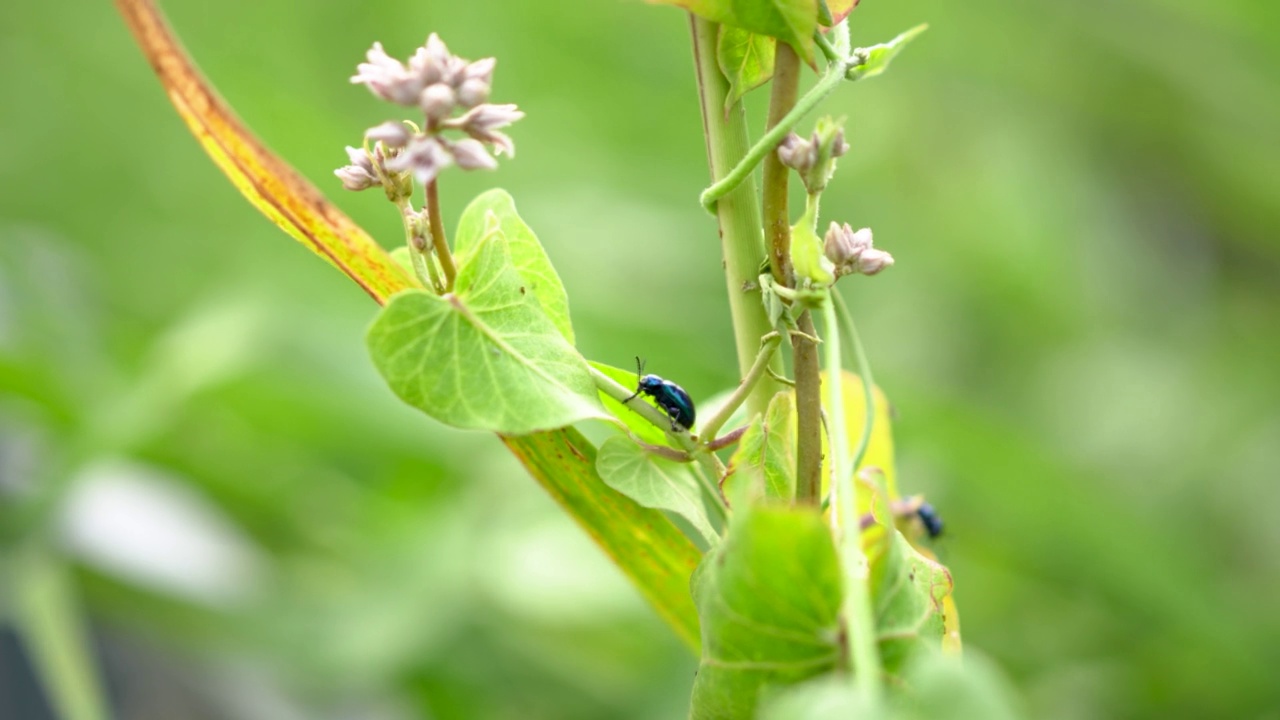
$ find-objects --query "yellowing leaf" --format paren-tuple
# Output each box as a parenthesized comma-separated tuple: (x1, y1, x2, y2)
(116, 0, 413, 304)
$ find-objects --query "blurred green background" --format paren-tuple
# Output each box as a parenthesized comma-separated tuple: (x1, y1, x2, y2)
(2, 0, 1278, 718)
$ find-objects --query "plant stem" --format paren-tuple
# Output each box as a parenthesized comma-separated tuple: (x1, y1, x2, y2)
(762, 41, 799, 289)
(699, 59, 848, 213)
(698, 331, 782, 441)
(398, 199, 440, 291)
(690, 15, 782, 419)
(424, 179, 456, 291)
(793, 310, 824, 503)
(10, 544, 112, 720)
(820, 296, 882, 704)
(761, 42, 824, 506)
(833, 290, 876, 474)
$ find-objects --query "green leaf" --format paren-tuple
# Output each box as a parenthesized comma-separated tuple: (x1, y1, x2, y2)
(717, 26, 776, 115)
(596, 436, 717, 545)
(756, 676, 879, 720)
(724, 391, 795, 505)
(896, 651, 1024, 720)
(847, 24, 928, 82)
(689, 506, 842, 720)
(652, 0, 819, 66)
(866, 484, 954, 676)
(502, 428, 702, 652)
(367, 228, 605, 434)
(455, 189, 576, 344)
(791, 199, 835, 286)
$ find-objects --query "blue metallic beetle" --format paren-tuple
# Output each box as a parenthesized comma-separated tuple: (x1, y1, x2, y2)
(623, 357, 696, 432)
(916, 502, 944, 539)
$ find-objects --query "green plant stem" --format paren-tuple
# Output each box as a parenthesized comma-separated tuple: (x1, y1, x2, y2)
(424, 179, 456, 291)
(833, 290, 876, 474)
(814, 29, 840, 63)
(9, 544, 112, 720)
(793, 310, 824, 503)
(698, 332, 782, 441)
(398, 199, 440, 292)
(762, 42, 800, 288)
(699, 56, 848, 213)
(820, 295, 882, 704)
(690, 15, 783, 419)
(765, 42, 825, 506)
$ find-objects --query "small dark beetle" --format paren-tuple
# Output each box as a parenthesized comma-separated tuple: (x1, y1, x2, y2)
(916, 502, 944, 539)
(623, 357, 696, 432)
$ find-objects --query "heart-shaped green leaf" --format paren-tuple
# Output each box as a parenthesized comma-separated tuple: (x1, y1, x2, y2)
(455, 189, 576, 345)
(596, 436, 716, 545)
(724, 390, 796, 505)
(689, 506, 842, 719)
(367, 228, 605, 434)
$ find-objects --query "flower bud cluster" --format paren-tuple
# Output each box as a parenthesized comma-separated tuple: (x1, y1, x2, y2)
(823, 223, 894, 277)
(777, 117, 849, 195)
(335, 140, 413, 202)
(336, 34, 523, 190)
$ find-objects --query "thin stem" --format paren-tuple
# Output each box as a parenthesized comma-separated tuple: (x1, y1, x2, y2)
(833, 290, 876, 474)
(398, 199, 440, 292)
(424, 180, 456, 291)
(11, 545, 112, 720)
(700, 61, 848, 213)
(699, 332, 782, 441)
(793, 310, 824, 504)
(705, 425, 748, 452)
(814, 29, 840, 63)
(762, 41, 800, 288)
(690, 15, 783, 419)
(820, 296, 882, 704)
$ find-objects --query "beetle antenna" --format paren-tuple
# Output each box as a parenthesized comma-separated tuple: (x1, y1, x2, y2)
(621, 356, 645, 404)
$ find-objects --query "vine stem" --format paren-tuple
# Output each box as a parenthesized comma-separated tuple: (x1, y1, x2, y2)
(833, 290, 876, 475)
(699, 54, 849, 213)
(698, 332, 782, 441)
(690, 15, 783, 419)
(820, 295, 883, 704)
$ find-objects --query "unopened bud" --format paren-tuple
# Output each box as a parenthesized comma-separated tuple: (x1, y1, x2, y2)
(855, 248, 894, 275)
(456, 78, 491, 107)
(831, 129, 850, 158)
(334, 145, 378, 191)
(823, 222, 871, 267)
(463, 57, 496, 85)
(802, 116, 848, 194)
(385, 135, 453, 185)
(365, 121, 411, 148)
(777, 132, 816, 174)
(420, 83, 457, 121)
(450, 138, 498, 170)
